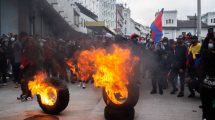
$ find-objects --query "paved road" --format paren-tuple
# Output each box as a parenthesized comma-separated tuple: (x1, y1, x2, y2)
(0, 77, 202, 120)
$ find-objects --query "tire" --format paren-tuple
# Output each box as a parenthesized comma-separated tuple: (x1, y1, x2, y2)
(103, 84, 139, 110)
(104, 106, 135, 120)
(37, 78, 70, 115)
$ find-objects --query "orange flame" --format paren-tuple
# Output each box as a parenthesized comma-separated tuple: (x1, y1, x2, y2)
(28, 72, 57, 106)
(67, 44, 139, 105)
(66, 59, 79, 78)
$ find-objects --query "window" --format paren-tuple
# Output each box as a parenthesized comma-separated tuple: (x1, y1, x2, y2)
(166, 20, 168, 24)
(169, 19, 171, 24)
(172, 19, 174, 24)
(214, 18, 215, 23)
(81, 18, 84, 27)
(84, 20, 86, 28)
(74, 10, 80, 27)
(211, 19, 213, 23)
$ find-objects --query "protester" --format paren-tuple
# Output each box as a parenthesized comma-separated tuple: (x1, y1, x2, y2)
(160, 37, 171, 89)
(150, 41, 164, 95)
(43, 38, 56, 77)
(12, 34, 22, 88)
(187, 36, 201, 97)
(200, 37, 215, 120)
(18, 35, 44, 101)
(201, 28, 214, 54)
(0, 38, 8, 86)
(167, 40, 178, 94)
(170, 37, 187, 97)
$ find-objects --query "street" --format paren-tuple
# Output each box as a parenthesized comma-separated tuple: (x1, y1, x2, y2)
(0, 77, 201, 120)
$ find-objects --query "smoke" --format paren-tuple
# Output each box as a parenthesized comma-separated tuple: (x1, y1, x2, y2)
(41, 32, 161, 87)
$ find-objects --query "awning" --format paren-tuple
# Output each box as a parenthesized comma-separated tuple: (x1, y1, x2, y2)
(85, 21, 116, 36)
(34, 0, 85, 38)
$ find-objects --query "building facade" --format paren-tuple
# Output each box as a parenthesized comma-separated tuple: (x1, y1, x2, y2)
(0, 0, 70, 37)
(115, 4, 124, 35)
(202, 12, 215, 26)
(121, 7, 150, 38)
(162, 10, 178, 39)
(97, 0, 116, 30)
(162, 10, 215, 40)
(0, 0, 149, 38)
(122, 7, 131, 36)
(47, 0, 99, 35)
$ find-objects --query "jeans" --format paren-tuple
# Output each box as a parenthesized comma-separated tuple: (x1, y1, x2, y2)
(12, 63, 21, 84)
(170, 69, 185, 92)
(152, 70, 163, 92)
(0, 62, 7, 83)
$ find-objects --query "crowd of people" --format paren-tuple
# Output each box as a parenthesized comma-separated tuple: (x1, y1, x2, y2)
(0, 32, 117, 100)
(0, 27, 214, 120)
(138, 28, 214, 120)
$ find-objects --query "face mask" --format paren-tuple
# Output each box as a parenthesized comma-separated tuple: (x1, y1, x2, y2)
(186, 43, 190, 46)
(208, 43, 214, 49)
(163, 42, 167, 46)
(11, 37, 15, 41)
(149, 39, 153, 43)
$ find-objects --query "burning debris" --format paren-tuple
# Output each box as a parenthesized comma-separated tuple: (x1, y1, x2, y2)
(28, 72, 57, 106)
(67, 43, 140, 119)
(67, 44, 139, 104)
(28, 72, 70, 115)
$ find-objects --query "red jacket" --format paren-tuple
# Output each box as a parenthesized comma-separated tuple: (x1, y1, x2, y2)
(20, 45, 37, 68)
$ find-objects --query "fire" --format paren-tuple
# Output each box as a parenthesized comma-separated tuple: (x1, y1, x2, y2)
(66, 59, 79, 78)
(28, 72, 57, 106)
(67, 44, 139, 105)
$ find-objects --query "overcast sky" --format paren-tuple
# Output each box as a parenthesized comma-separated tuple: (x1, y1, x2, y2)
(117, 0, 214, 26)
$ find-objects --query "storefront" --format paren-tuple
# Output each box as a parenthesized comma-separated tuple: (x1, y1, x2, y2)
(0, 0, 79, 38)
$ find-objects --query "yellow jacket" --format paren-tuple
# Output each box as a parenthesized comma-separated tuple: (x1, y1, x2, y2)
(189, 43, 201, 59)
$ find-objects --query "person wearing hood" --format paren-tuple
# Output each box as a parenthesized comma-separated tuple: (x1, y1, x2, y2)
(200, 37, 215, 120)
(201, 28, 214, 54)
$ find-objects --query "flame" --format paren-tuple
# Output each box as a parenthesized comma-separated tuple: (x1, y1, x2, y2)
(28, 72, 57, 106)
(67, 44, 139, 105)
(66, 59, 79, 78)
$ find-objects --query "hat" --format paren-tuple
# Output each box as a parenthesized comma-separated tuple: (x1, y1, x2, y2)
(163, 37, 168, 42)
(191, 36, 198, 40)
(176, 35, 183, 40)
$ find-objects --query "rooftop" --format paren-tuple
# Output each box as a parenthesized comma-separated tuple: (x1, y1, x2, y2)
(75, 2, 98, 21)
(163, 10, 177, 13)
(177, 20, 208, 28)
(202, 12, 215, 18)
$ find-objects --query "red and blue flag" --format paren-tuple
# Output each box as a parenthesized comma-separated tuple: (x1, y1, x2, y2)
(150, 8, 164, 43)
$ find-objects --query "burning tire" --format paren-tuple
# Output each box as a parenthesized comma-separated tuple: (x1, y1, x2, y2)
(104, 106, 135, 120)
(37, 78, 70, 115)
(103, 84, 139, 110)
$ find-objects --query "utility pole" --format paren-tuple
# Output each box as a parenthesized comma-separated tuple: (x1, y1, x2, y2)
(197, 0, 202, 41)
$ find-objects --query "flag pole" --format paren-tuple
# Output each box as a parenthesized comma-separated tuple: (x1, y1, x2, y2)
(197, 0, 202, 41)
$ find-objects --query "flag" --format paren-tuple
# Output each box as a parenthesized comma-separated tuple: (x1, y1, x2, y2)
(150, 8, 164, 43)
